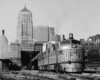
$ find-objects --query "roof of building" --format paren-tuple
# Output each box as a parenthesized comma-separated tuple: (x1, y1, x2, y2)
(20, 6, 31, 12)
(35, 41, 48, 44)
(10, 42, 20, 46)
(20, 44, 34, 47)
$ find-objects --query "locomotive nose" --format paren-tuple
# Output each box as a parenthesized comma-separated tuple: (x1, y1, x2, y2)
(69, 33, 74, 39)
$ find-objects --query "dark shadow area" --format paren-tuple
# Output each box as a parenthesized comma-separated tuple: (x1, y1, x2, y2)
(32, 59, 38, 70)
(21, 51, 30, 66)
(86, 50, 100, 69)
(31, 51, 40, 59)
(2, 62, 9, 70)
(0, 59, 11, 70)
(8, 62, 22, 70)
(87, 50, 99, 64)
(0, 59, 22, 70)
(31, 51, 39, 70)
(21, 51, 39, 70)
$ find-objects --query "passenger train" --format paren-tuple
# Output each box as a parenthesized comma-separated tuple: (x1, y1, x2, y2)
(38, 33, 85, 73)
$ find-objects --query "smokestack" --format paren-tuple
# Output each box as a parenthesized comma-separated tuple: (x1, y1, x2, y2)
(63, 35, 66, 40)
(69, 33, 74, 39)
(2, 30, 4, 36)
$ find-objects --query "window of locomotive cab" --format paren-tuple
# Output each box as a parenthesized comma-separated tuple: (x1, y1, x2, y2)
(71, 40, 80, 44)
(60, 40, 70, 46)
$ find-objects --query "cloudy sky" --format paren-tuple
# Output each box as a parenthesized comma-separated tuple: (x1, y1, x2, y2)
(0, 0, 100, 43)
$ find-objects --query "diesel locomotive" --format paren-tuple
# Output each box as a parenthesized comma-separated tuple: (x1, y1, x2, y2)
(38, 33, 85, 73)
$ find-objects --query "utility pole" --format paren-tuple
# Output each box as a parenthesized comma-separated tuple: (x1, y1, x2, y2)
(55, 41, 59, 72)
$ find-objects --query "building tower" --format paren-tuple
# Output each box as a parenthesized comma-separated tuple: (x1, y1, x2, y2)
(0, 30, 8, 59)
(17, 5, 33, 44)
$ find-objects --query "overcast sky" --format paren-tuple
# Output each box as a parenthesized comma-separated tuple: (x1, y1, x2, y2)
(0, 0, 100, 43)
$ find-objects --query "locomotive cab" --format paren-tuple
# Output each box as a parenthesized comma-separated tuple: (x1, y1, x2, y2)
(59, 34, 81, 50)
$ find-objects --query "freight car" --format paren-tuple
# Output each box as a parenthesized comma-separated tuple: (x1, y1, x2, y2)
(85, 49, 100, 72)
(38, 33, 85, 73)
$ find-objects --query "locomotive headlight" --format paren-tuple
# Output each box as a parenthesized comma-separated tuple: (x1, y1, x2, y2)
(72, 44, 77, 48)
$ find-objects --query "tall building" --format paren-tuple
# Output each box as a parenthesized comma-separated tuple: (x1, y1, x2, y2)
(17, 5, 33, 44)
(33, 26, 55, 42)
(0, 30, 8, 59)
(15, 6, 56, 69)
(0, 30, 8, 70)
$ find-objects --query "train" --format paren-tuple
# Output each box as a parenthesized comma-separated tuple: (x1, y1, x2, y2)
(80, 38, 100, 72)
(85, 44, 100, 72)
(38, 33, 85, 73)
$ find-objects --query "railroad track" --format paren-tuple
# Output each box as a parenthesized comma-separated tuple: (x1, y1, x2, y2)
(1, 70, 100, 80)
(37, 71, 100, 80)
(67, 73, 100, 80)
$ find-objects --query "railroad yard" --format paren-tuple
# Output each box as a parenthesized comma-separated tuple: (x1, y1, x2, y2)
(0, 70, 100, 80)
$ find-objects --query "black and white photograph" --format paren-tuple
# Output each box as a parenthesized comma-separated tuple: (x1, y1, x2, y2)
(0, 0, 100, 80)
